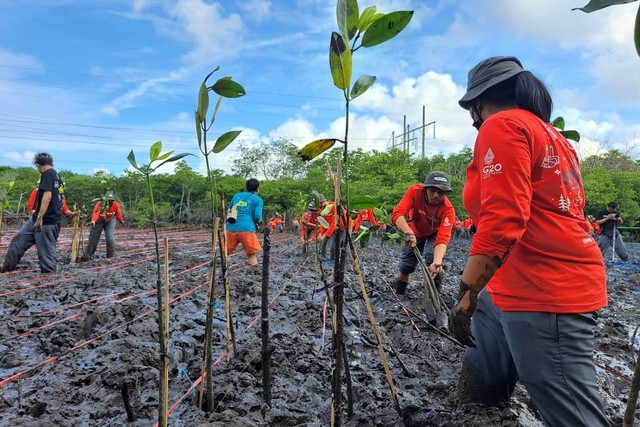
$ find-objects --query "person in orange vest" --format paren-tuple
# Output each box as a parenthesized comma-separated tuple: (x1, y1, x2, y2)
(453, 218, 464, 239)
(80, 191, 125, 261)
(452, 56, 608, 425)
(586, 215, 600, 237)
(291, 218, 300, 235)
(274, 214, 284, 233)
(317, 195, 348, 264)
(300, 203, 319, 241)
(266, 219, 277, 231)
(462, 217, 473, 239)
(27, 180, 80, 219)
(352, 208, 378, 247)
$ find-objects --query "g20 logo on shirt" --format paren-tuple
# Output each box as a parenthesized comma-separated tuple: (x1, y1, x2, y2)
(482, 163, 503, 175)
(482, 148, 503, 176)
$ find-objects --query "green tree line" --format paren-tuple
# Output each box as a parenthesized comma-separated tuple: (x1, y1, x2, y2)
(1, 140, 639, 227)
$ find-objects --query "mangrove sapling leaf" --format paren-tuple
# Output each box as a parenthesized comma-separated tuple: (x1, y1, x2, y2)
(572, 0, 636, 13)
(211, 77, 246, 98)
(297, 138, 340, 161)
(350, 74, 376, 99)
(337, 0, 359, 41)
(353, 226, 369, 242)
(127, 150, 140, 170)
(197, 82, 210, 121)
(151, 153, 193, 173)
(212, 130, 243, 154)
(361, 11, 414, 48)
(561, 130, 581, 142)
(552, 116, 566, 130)
(150, 141, 163, 161)
(195, 112, 203, 146)
(317, 216, 330, 229)
(636, 2, 640, 56)
(330, 32, 353, 91)
(213, 96, 223, 122)
(349, 194, 377, 210)
(358, 6, 377, 32)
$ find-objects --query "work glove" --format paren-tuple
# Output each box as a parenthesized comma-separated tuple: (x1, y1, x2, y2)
(449, 280, 479, 348)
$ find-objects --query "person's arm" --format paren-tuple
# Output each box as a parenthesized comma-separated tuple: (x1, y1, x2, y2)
(34, 191, 51, 231)
(114, 202, 125, 223)
(89, 202, 101, 225)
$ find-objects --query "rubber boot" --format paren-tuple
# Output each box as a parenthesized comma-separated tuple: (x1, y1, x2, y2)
(394, 279, 408, 295)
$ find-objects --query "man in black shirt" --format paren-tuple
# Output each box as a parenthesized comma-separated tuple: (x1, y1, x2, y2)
(1, 153, 63, 273)
(594, 201, 629, 262)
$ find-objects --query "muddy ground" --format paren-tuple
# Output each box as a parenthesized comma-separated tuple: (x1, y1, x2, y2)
(0, 223, 639, 427)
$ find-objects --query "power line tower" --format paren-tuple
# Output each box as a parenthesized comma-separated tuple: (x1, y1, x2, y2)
(387, 105, 435, 158)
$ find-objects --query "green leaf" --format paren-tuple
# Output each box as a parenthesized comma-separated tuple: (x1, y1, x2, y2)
(197, 81, 209, 121)
(329, 32, 352, 90)
(156, 151, 173, 161)
(361, 10, 414, 48)
(350, 74, 376, 99)
(211, 77, 246, 98)
(297, 138, 340, 161)
(349, 195, 377, 210)
(195, 111, 202, 147)
(127, 150, 139, 171)
(149, 141, 162, 161)
(212, 130, 242, 153)
(561, 130, 581, 142)
(552, 116, 566, 130)
(353, 227, 369, 242)
(213, 95, 223, 121)
(572, 0, 636, 13)
(337, 0, 359, 41)
(153, 153, 194, 171)
(317, 216, 330, 229)
(635, 2, 640, 57)
(373, 207, 387, 222)
(358, 6, 377, 32)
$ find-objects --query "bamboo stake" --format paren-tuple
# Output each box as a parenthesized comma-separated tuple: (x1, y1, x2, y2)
(71, 210, 80, 263)
(199, 218, 219, 412)
(346, 233, 400, 414)
(160, 238, 170, 425)
(221, 200, 237, 359)
(624, 348, 640, 426)
(261, 227, 272, 407)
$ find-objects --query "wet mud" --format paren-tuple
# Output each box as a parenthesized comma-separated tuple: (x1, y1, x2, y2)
(0, 224, 639, 426)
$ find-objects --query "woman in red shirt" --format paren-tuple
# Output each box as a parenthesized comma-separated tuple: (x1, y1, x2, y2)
(451, 56, 609, 427)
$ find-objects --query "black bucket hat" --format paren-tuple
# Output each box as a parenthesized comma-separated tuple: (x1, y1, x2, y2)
(458, 56, 524, 110)
(423, 171, 452, 192)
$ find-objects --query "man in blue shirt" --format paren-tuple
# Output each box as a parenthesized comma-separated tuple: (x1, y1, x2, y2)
(226, 178, 264, 265)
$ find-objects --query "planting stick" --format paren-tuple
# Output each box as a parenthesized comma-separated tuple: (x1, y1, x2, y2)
(624, 348, 640, 426)
(346, 233, 400, 414)
(200, 218, 219, 412)
(160, 238, 170, 425)
(413, 248, 441, 313)
(221, 207, 237, 359)
(71, 212, 80, 262)
(261, 227, 272, 406)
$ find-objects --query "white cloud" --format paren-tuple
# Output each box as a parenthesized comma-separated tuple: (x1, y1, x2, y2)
(3, 150, 36, 165)
(239, 0, 272, 22)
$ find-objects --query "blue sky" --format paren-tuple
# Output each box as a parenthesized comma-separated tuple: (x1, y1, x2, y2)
(1, 0, 639, 177)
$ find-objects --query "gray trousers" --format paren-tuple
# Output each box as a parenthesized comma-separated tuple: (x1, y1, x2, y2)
(460, 290, 610, 427)
(2, 219, 60, 273)
(397, 235, 436, 274)
(597, 233, 629, 261)
(321, 230, 346, 259)
(83, 219, 117, 259)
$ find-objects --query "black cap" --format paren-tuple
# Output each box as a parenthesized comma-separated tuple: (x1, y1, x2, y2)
(459, 56, 524, 110)
(423, 171, 452, 192)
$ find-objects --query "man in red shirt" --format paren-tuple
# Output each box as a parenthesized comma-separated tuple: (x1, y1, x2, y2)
(452, 56, 608, 426)
(352, 208, 378, 247)
(300, 203, 319, 241)
(80, 191, 125, 261)
(391, 171, 455, 297)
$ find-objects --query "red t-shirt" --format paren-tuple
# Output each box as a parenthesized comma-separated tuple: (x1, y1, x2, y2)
(391, 184, 455, 246)
(463, 109, 607, 313)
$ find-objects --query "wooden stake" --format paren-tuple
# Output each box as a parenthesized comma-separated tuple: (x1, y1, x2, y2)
(160, 238, 170, 426)
(624, 348, 640, 426)
(347, 233, 400, 414)
(71, 211, 80, 263)
(221, 201, 237, 360)
(199, 218, 219, 413)
(261, 227, 272, 407)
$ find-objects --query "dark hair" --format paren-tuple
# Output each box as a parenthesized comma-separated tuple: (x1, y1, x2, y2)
(479, 71, 553, 122)
(246, 178, 260, 192)
(607, 201, 619, 209)
(33, 152, 54, 166)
